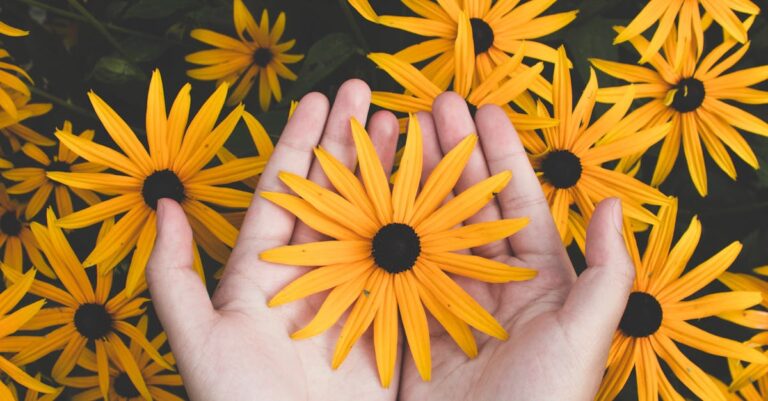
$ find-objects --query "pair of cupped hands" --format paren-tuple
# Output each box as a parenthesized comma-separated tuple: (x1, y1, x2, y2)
(146, 80, 636, 401)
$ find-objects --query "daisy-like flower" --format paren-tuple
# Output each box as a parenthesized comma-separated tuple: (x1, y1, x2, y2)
(261, 116, 537, 386)
(595, 199, 767, 401)
(0, 185, 51, 277)
(592, 22, 768, 196)
(368, 48, 555, 132)
(727, 352, 768, 400)
(3, 121, 104, 219)
(47, 70, 266, 295)
(0, 269, 56, 400)
(524, 47, 670, 244)
(0, 51, 33, 119)
(349, 0, 576, 92)
(616, 0, 759, 66)
(0, 95, 53, 152)
(7, 374, 63, 401)
(2, 209, 173, 401)
(61, 316, 184, 401)
(187, 0, 303, 111)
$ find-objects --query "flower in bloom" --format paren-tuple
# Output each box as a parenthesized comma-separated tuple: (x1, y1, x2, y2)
(595, 199, 767, 401)
(0, 185, 51, 277)
(0, 269, 57, 400)
(592, 21, 768, 196)
(0, 95, 53, 152)
(524, 47, 670, 245)
(0, 51, 33, 120)
(261, 115, 536, 386)
(187, 0, 303, 110)
(6, 373, 63, 401)
(47, 70, 266, 295)
(61, 316, 184, 401)
(3, 210, 173, 401)
(3, 121, 104, 219)
(348, 0, 576, 92)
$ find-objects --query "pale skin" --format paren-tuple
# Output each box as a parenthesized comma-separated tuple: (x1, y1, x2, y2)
(146, 80, 636, 401)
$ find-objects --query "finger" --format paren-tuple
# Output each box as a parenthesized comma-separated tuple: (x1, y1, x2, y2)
(432, 92, 509, 258)
(367, 110, 400, 177)
(215, 92, 329, 306)
(416, 111, 443, 184)
(147, 199, 215, 356)
(292, 79, 371, 245)
(474, 104, 571, 271)
(558, 198, 635, 395)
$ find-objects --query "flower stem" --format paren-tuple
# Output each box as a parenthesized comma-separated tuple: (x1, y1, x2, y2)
(337, 0, 369, 53)
(29, 86, 98, 122)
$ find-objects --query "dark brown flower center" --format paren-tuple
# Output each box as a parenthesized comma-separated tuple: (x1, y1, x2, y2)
(470, 18, 494, 55)
(619, 292, 663, 338)
(142, 169, 185, 210)
(0, 212, 22, 236)
(671, 78, 705, 113)
(114, 371, 141, 398)
(541, 150, 582, 189)
(372, 223, 421, 274)
(74, 303, 113, 340)
(253, 47, 273, 67)
(47, 160, 70, 172)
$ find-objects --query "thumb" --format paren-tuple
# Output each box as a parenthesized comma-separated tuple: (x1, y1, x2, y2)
(147, 199, 215, 349)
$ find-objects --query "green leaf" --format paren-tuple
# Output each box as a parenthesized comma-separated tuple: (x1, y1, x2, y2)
(283, 33, 359, 102)
(120, 37, 170, 63)
(91, 56, 146, 84)
(123, 0, 198, 19)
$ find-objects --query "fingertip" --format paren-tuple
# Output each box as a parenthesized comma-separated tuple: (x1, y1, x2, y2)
(433, 91, 469, 114)
(296, 91, 330, 116)
(337, 78, 372, 104)
(474, 103, 506, 122)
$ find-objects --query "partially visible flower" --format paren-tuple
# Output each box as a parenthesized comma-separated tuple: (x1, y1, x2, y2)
(593, 20, 768, 196)
(0, 95, 53, 152)
(187, 0, 303, 110)
(0, 21, 27, 37)
(726, 352, 768, 400)
(0, 50, 33, 119)
(0, 185, 51, 277)
(61, 316, 184, 401)
(3, 209, 173, 401)
(3, 121, 104, 219)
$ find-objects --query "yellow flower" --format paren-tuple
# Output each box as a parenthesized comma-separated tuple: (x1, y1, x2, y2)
(368, 48, 555, 132)
(0, 95, 53, 152)
(7, 373, 63, 401)
(0, 21, 27, 37)
(0, 185, 52, 278)
(187, 0, 303, 111)
(3, 121, 105, 219)
(47, 70, 266, 295)
(2, 210, 174, 401)
(593, 21, 768, 196)
(61, 316, 184, 401)
(524, 46, 670, 245)
(0, 49, 34, 120)
(616, 0, 759, 66)
(261, 115, 536, 387)
(595, 199, 767, 401)
(349, 0, 576, 92)
(0, 269, 57, 400)
(726, 352, 768, 400)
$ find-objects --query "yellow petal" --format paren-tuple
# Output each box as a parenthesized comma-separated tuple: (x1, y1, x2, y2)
(260, 240, 371, 266)
(394, 271, 431, 381)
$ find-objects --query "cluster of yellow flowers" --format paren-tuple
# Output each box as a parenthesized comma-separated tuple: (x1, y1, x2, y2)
(0, 0, 766, 400)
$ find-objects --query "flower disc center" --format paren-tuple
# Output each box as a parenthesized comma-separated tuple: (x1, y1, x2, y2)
(253, 47, 274, 67)
(372, 223, 421, 274)
(671, 78, 705, 113)
(0, 212, 21, 236)
(541, 150, 582, 189)
(470, 18, 494, 55)
(47, 160, 70, 172)
(74, 303, 113, 340)
(114, 371, 141, 398)
(619, 292, 663, 338)
(142, 169, 185, 210)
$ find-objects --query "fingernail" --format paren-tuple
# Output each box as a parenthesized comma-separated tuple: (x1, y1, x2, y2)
(611, 198, 623, 234)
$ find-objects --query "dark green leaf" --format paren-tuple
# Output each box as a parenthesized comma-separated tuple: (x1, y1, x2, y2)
(120, 37, 170, 63)
(283, 33, 359, 102)
(91, 56, 146, 83)
(123, 0, 198, 19)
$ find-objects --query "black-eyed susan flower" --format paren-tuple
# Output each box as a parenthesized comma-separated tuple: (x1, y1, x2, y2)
(525, 47, 670, 244)
(727, 351, 768, 400)
(593, 23, 768, 196)
(595, 199, 767, 401)
(187, 0, 303, 111)
(0, 96, 53, 152)
(368, 48, 555, 132)
(616, 0, 759, 66)
(0, 185, 51, 277)
(60, 315, 184, 401)
(0, 51, 33, 120)
(261, 115, 536, 387)
(2, 210, 173, 401)
(349, 0, 575, 91)
(3, 121, 104, 219)
(47, 70, 266, 295)
(0, 269, 56, 400)
(7, 373, 63, 401)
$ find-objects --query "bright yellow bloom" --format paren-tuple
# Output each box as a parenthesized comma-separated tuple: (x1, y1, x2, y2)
(368, 48, 555, 132)
(349, 0, 576, 92)
(6, 373, 63, 401)
(47, 70, 266, 295)
(187, 0, 303, 111)
(0, 185, 52, 277)
(0, 50, 34, 120)
(593, 21, 768, 196)
(3, 121, 104, 219)
(262, 116, 536, 387)
(0, 95, 53, 152)
(61, 316, 184, 401)
(0, 269, 57, 400)
(524, 47, 670, 245)
(595, 199, 767, 401)
(2, 209, 173, 401)
(725, 353, 768, 400)
(616, 0, 759, 65)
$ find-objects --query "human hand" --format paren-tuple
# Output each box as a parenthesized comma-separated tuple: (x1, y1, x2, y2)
(146, 80, 401, 401)
(397, 94, 635, 401)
